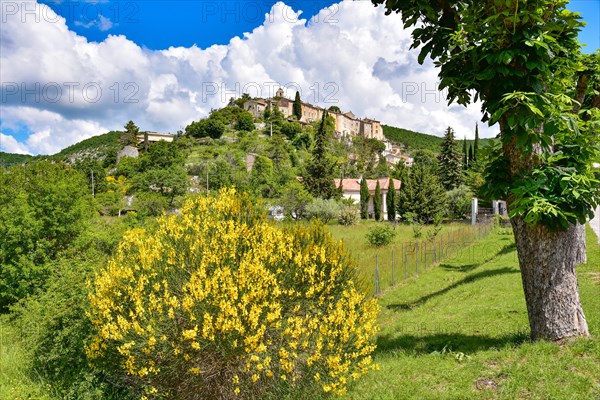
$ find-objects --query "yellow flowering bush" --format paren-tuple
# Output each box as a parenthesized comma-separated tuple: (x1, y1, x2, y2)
(87, 189, 378, 399)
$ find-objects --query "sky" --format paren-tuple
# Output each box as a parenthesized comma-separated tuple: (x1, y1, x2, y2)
(0, 0, 598, 155)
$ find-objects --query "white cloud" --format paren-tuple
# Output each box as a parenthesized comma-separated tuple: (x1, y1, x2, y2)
(0, 0, 498, 155)
(0, 133, 32, 155)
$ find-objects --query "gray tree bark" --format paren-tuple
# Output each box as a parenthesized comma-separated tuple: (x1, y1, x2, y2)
(511, 216, 589, 340)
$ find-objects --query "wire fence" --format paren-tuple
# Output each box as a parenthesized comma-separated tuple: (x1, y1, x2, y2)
(354, 220, 497, 296)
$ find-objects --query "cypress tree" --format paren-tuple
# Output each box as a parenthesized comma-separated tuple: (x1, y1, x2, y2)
(386, 178, 396, 221)
(474, 123, 480, 161)
(374, 180, 382, 221)
(462, 136, 468, 169)
(360, 177, 369, 219)
(293, 91, 302, 120)
(468, 143, 473, 165)
(303, 111, 337, 199)
(438, 127, 463, 190)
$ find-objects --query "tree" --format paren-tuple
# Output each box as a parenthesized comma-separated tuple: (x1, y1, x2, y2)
(328, 105, 341, 113)
(185, 117, 225, 139)
(373, 180, 382, 221)
(468, 144, 473, 166)
(121, 120, 139, 146)
(473, 123, 480, 162)
(359, 177, 369, 219)
(250, 155, 274, 198)
(303, 112, 337, 199)
(438, 127, 463, 190)
(397, 162, 447, 224)
(0, 162, 92, 310)
(387, 178, 397, 221)
(293, 91, 302, 120)
(281, 181, 313, 220)
(235, 112, 255, 132)
(374, 0, 600, 340)
(462, 136, 468, 169)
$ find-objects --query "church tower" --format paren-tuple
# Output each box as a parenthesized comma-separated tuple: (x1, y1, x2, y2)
(275, 87, 285, 98)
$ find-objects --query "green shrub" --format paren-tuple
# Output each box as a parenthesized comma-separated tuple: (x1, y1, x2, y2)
(87, 190, 378, 399)
(338, 205, 360, 226)
(366, 224, 397, 246)
(305, 198, 341, 223)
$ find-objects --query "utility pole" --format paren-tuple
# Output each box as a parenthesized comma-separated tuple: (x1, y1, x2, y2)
(270, 121, 273, 137)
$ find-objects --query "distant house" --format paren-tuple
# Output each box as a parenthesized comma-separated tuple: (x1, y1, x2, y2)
(136, 132, 174, 144)
(335, 177, 401, 220)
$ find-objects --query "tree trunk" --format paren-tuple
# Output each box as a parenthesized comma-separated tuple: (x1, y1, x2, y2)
(511, 216, 589, 340)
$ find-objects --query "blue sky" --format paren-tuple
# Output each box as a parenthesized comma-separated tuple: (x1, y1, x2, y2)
(1, 0, 599, 155)
(38, 0, 342, 49)
(37, 0, 598, 51)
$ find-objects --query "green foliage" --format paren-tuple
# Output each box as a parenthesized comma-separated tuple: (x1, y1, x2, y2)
(235, 112, 255, 132)
(338, 205, 360, 226)
(280, 181, 313, 220)
(373, 181, 382, 221)
(366, 224, 397, 247)
(281, 121, 302, 141)
(446, 185, 473, 220)
(0, 162, 92, 311)
(474, 123, 479, 161)
(305, 198, 341, 224)
(250, 155, 275, 198)
(386, 178, 397, 222)
(303, 112, 337, 199)
(185, 116, 225, 139)
(51, 131, 122, 165)
(293, 91, 302, 120)
(0, 152, 36, 167)
(397, 162, 447, 224)
(437, 127, 463, 190)
(360, 178, 370, 219)
(328, 106, 341, 113)
(373, 0, 599, 231)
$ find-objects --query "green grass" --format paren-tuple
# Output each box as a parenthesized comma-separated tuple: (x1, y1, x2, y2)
(327, 220, 493, 294)
(0, 318, 51, 400)
(335, 224, 600, 400)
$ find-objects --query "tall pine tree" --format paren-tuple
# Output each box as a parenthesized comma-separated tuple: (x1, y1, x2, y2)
(474, 123, 480, 162)
(360, 177, 369, 219)
(468, 144, 474, 166)
(374, 180, 382, 221)
(462, 136, 468, 169)
(397, 162, 447, 224)
(303, 111, 337, 199)
(386, 178, 397, 222)
(293, 91, 302, 120)
(438, 127, 463, 190)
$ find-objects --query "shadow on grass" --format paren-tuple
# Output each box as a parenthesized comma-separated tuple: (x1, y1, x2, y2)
(376, 330, 530, 355)
(387, 267, 519, 312)
(439, 243, 517, 273)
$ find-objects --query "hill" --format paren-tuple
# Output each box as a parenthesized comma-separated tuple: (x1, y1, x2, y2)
(0, 131, 123, 167)
(383, 125, 495, 153)
(50, 131, 122, 163)
(0, 152, 37, 167)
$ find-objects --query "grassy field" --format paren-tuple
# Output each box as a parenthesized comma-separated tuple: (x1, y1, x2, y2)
(327, 220, 494, 294)
(336, 225, 600, 400)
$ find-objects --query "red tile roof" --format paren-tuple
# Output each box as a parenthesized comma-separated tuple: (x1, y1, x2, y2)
(334, 178, 401, 192)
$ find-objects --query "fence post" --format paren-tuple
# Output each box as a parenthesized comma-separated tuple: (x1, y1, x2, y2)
(423, 239, 427, 271)
(433, 237, 437, 264)
(415, 241, 419, 276)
